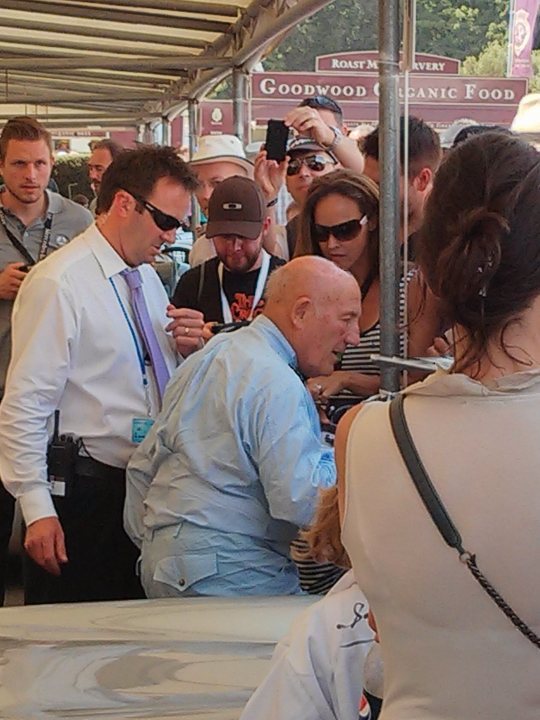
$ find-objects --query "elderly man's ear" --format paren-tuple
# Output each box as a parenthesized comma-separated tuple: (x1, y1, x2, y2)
(291, 296, 313, 327)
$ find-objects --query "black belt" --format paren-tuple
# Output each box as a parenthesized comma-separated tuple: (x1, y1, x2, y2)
(75, 456, 125, 482)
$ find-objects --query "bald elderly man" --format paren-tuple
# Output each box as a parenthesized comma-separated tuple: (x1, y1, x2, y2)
(125, 256, 361, 597)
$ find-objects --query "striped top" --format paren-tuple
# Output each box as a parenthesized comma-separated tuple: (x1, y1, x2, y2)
(334, 270, 413, 401)
(291, 538, 346, 595)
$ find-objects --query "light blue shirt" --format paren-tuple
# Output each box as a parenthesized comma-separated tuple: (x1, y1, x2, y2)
(125, 315, 335, 592)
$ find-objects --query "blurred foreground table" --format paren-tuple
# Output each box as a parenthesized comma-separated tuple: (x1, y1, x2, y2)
(0, 595, 315, 719)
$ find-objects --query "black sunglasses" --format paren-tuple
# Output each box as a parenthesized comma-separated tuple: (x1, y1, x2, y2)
(122, 189, 184, 232)
(313, 216, 368, 243)
(300, 95, 343, 116)
(287, 154, 336, 176)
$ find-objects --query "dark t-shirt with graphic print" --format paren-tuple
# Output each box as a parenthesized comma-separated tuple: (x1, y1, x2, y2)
(172, 255, 285, 323)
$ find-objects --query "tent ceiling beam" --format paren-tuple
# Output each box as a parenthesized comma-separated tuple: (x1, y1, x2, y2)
(0, 17, 209, 50)
(0, 35, 204, 57)
(1, 56, 233, 72)
(76, 0, 239, 18)
(4, 2, 232, 34)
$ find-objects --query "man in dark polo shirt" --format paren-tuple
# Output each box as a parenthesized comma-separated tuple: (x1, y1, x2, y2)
(169, 176, 284, 357)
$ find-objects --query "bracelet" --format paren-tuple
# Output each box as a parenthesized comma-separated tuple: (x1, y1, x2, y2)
(266, 197, 278, 208)
(321, 126, 344, 153)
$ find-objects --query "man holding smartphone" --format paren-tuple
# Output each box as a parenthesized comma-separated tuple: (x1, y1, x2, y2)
(169, 176, 284, 357)
(255, 96, 365, 259)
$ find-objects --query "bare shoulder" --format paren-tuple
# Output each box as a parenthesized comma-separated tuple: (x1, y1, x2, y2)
(335, 403, 364, 448)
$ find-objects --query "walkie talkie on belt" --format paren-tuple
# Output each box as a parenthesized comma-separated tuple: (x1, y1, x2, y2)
(47, 410, 79, 498)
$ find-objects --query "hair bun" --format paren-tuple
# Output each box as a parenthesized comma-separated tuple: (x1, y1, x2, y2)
(435, 208, 507, 305)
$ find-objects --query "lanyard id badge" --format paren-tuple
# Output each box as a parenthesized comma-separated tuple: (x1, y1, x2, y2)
(0, 206, 53, 265)
(131, 417, 154, 443)
(109, 277, 154, 441)
(218, 249, 271, 324)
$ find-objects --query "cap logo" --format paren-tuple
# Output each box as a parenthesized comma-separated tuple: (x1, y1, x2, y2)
(223, 202, 242, 210)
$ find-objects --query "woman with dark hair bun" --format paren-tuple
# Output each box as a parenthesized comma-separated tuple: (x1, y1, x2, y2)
(336, 132, 540, 719)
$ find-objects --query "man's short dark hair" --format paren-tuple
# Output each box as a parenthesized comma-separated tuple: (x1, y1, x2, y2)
(0, 116, 53, 160)
(91, 138, 125, 160)
(299, 96, 343, 125)
(99, 145, 199, 213)
(362, 115, 442, 178)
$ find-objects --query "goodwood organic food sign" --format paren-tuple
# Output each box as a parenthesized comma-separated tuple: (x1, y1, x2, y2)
(252, 73, 526, 105)
(200, 51, 528, 133)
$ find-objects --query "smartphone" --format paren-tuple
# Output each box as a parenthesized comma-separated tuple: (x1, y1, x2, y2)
(210, 321, 250, 334)
(265, 119, 289, 162)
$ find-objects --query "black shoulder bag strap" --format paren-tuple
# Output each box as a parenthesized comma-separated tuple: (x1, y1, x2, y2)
(0, 208, 36, 265)
(389, 393, 540, 650)
(0, 207, 53, 266)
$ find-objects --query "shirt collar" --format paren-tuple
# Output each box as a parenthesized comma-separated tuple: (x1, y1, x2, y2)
(84, 223, 130, 279)
(44, 188, 62, 214)
(249, 315, 298, 368)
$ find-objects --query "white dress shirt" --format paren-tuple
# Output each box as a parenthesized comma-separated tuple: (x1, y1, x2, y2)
(0, 223, 177, 526)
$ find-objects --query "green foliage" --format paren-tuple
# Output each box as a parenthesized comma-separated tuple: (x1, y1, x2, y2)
(264, 0, 378, 71)
(264, 0, 510, 71)
(52, 154, 93, 201)
(461, 38, 507, 75)
(462, 38, 540, 91)
(415, 0, 507, 58)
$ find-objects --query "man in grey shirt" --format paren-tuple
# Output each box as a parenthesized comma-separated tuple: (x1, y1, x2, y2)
(0, 116, 92, 603)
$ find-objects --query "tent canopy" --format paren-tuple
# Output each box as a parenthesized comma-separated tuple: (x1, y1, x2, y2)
(0, 0, 330, 128)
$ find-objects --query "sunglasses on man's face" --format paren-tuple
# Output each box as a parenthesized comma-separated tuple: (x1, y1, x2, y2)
(287, 154, 336, 176)
(300, 95, 342, 116)
(313, 216, 368, 244)
(123, 189, 184, 232)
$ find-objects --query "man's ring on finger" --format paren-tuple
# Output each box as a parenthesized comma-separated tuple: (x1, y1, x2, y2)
(314, 383, 323, 394)
(184, 326, 191, 336)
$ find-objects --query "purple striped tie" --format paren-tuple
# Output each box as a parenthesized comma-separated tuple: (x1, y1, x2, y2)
(122, 268, 170, 404)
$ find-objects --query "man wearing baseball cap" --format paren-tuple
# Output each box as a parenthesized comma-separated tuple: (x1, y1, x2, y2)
(187, 134, 253, 267)
(168, 176, 284, 357)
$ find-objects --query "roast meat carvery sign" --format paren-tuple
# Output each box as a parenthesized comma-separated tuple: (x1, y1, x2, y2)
(315, 51, 460, 74)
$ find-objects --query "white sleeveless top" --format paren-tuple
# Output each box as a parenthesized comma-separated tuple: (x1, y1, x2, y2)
(342, 368, 540, 720)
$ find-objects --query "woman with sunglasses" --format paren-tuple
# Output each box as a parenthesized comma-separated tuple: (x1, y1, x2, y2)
(295, 169, 438, 417)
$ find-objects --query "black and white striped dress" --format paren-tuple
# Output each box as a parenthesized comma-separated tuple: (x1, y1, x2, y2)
(332, 270, 413, 404)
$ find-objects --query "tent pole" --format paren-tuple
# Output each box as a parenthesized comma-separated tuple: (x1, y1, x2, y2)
(378, 0, 402, 394)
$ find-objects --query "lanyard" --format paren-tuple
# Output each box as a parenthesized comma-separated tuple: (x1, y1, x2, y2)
(109, 276, 152, 416)
(217, 249, 271, 324)
(0, 206, 53, 265)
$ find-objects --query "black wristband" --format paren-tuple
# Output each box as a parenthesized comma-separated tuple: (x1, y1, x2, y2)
(266, 197, 278, 208)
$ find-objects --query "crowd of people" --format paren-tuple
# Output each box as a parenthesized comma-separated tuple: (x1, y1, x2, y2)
(0, 100, 539, 719)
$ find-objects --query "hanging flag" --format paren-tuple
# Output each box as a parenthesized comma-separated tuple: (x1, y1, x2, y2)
(508, 0, 540, 77)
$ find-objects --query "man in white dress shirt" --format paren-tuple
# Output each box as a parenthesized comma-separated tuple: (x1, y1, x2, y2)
(0, 145, 198, 604)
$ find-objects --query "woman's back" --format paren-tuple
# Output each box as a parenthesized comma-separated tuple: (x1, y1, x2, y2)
(342, 369, 540, 719)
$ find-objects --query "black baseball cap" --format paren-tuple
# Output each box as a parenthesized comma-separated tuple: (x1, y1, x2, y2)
(206, 176, 266, 240)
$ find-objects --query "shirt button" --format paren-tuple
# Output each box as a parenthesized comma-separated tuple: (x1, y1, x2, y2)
(179, 578, 186, 587)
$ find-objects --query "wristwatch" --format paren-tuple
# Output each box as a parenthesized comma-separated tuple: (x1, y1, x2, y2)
(321, 126, 344, 153)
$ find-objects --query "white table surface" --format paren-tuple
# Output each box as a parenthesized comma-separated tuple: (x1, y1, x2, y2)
(0, 595, 315, 719)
